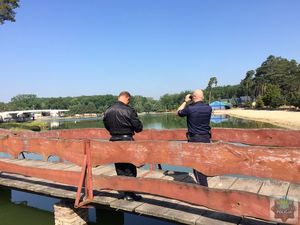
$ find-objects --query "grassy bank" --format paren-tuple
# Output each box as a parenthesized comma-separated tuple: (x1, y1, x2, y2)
(0, 121, 48, 131)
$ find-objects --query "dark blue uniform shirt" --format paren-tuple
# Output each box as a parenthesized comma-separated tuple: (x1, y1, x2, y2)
(178, 101, 212, 136)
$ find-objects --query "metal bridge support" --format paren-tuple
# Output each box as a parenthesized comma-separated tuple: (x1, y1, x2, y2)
(54, 200, 88, 225)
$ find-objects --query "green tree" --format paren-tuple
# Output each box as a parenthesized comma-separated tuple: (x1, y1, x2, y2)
(255, 96, 264, 109)
(0, 102, 8, 112)
(262, 84, 284, 108)
(206, 76, 218, 103)
(0, 0, 19, 24)
(254, 55, 299, 101)
(240, 70, 255, 99)
(159, 91, 190, 111)
(10, 94, 38, 110)
(289, 92, 300, 108)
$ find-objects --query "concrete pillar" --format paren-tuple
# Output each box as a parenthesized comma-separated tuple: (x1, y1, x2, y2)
(54, 200, 88, 225)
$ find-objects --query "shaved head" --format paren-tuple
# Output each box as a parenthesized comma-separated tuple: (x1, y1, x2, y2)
(192, 89, 204, 102)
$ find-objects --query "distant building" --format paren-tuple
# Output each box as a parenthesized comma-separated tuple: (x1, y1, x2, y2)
(0, 110, 69, 123)
(209, 101, 231, 110)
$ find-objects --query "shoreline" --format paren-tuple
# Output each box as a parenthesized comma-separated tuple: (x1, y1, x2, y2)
(214, 108, 300, 130)
(6, 109, 299, 130)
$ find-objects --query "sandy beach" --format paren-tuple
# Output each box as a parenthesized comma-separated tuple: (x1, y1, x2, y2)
(214, 108, 300, 130)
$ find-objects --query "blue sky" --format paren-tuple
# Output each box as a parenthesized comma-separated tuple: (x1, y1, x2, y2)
(1, 0, 300, 102)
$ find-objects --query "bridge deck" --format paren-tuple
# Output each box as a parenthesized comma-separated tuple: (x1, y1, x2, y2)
(1, 158, 298, 225)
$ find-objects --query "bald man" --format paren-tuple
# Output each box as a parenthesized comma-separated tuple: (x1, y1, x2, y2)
(177, 89, 212, 187)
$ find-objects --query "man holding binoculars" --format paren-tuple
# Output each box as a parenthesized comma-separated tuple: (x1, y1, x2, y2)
(177, 89, 212, 187)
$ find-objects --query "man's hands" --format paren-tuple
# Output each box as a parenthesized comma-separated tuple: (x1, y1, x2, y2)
(177, 94, 192, 113)
(185, 94, 192, 103)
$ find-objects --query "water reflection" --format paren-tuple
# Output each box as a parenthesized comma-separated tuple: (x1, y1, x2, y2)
(0, 188, 55, 225)
(210, 114, 228, 123)
(50, 121, 60, 129)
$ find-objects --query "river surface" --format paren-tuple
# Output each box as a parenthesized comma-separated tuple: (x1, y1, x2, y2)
(0, 113, 279, 225)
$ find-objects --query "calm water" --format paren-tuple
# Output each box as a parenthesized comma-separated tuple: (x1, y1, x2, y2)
(47, 113, 279, 130)
(0, 113, 279, 225)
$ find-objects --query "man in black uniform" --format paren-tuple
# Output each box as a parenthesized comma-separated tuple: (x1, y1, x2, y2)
(103, 91, 143, 201)
(177, 89, 212, 187)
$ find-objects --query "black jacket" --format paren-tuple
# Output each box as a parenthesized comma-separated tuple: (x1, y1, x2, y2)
(103, 101, 143, 136)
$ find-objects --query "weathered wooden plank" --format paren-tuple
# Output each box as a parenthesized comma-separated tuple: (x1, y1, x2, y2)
(1, 133, 299, 225)
(229, 177, 263, 194)
(93, 175, 275, 222)
(0, 158, 15, 162)
(2, 159, 76, 171)
(0, 136, 86, 165)
(210, 176, 237, 189)
(135, 200, 174, 221)
(210, 128, 300, 147)
(44, 184, 77, 199)
(196, 211, 241, 225)
(0, 171, 205, 225)
(287, 183, 300, 225)
(135, 170, 204, 224)
(0, 172, 76, 196)
(137, 167, 154, 177)
(161, 170, 190, 182)
(0, 161, 296, 225)
(90, 140, 300, 183)
(238, 218, 277, 225)
(101, 167, 117, 176)
(40, 162, 75, 170)
(287, 183, 300, 199)
(93, 190, 120, 206)
(92, 165, 115, 175)
(23, 160, 53, 167)
(63, 164, 81, 172)
(134, 194, 202, 225)
(259, 179, 290, 197)
(0, 160, 80, 186)
(142, 170, 165, 179)
(2, 133, 300, 183)
(155, 205, 202, 225)
(110, 199, 143, 212)
(4, 128, 299, 147)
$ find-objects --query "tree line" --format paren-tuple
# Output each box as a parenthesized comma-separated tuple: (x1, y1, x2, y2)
(0, 55, 299, 114)
(239, 55, 300, 108)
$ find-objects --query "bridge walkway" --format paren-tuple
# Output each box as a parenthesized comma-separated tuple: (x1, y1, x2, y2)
(1, 158, 298, 225)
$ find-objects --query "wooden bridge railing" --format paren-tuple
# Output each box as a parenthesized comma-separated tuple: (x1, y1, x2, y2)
(0, 128, 299, 224)
(1, 127, 299, 147)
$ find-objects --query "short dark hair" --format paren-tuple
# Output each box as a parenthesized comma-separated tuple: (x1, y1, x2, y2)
(118, 91, 131, 98)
